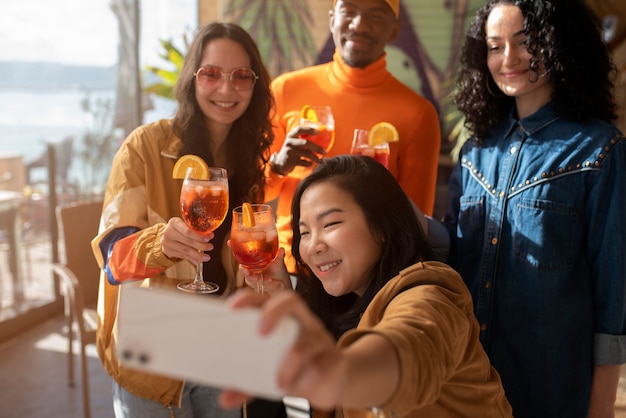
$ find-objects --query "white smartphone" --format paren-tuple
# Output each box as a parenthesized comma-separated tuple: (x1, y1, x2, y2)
(115, 286, 299, 400)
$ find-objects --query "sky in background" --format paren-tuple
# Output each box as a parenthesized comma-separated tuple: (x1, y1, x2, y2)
(0, 0, 197, 67)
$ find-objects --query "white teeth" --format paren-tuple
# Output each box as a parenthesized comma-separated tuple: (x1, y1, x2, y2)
(319, 261, 341, 272)
(214, 101, 236, 108)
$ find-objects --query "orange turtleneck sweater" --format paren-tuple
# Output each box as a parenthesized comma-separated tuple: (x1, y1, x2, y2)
(267, 50, 441, 272)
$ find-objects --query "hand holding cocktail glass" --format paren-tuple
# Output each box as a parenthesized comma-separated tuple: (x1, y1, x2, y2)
(172, 155, 229, 294)
(267, 105, 335, 177)
(230, 203, 279, 294)
(299, 105, 335, 155)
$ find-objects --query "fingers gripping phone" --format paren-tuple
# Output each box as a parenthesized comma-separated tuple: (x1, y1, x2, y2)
(116, 286, 299, 400)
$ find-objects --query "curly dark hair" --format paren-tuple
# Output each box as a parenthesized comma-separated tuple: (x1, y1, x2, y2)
(290, 155, 434, 339)
(454, 0, 617, 140)
(172, 22, 274, 204)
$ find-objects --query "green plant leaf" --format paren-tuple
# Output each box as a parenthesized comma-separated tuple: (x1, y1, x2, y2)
(145, 66, 178, 85)
(142, 33, 190, 99)
(160, 39, 185, 70)
(144, 83, 174, 98)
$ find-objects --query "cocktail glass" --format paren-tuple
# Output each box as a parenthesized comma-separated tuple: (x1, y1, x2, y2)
(350, 129, 390, 168)
(230, 204, 279, 294)
(300, 105, 335, 154)
(177, 167, 229, 293)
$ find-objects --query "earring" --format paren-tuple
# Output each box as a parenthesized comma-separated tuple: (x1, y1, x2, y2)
(486, 78, 503, 96)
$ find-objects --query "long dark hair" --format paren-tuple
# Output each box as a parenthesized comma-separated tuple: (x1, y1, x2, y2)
(172, 22, 274, 204)
(291, 156, 434, 338)
(455, 0, 617, 140)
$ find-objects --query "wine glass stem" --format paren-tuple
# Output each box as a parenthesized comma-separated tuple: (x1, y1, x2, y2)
(256, 272, 264, 294)
(194, 259, 204, 286)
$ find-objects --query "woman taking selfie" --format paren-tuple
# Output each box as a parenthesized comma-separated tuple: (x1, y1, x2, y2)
(222, 155, 512, 417)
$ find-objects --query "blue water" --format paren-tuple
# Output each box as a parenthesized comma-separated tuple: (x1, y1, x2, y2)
(0, 89, 176, 188)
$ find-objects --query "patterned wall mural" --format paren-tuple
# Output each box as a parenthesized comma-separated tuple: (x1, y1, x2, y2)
(218, 0, 484, 150)
(197, 0, 626, 150)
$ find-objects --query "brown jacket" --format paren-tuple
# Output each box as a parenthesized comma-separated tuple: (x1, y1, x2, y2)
(91, 120, 240, 407)
(315, 262, 512, 418)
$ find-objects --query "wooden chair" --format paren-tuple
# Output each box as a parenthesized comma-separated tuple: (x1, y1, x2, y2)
(51, 199, 103, 418)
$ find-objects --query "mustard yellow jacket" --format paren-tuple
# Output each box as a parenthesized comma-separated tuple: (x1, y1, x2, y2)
(316, 262, 512, 418)
(91, 119, 239, 407)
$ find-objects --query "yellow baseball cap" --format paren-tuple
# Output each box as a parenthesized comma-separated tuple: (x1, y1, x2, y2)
(333, 0, 400, 18)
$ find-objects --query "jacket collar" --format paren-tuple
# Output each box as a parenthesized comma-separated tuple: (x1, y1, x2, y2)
(504, 102, 561, 137)
(159, 119, 183, 160)
(328, 49, 392, 90)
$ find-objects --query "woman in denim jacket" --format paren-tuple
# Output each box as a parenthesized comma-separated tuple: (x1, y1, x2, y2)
(435, 0, 626, 416)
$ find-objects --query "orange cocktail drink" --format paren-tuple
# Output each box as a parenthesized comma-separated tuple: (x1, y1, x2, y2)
(230, 226, 279, 272)
(174, 162, 229, 294)
(350, 128, 390, 168)
(301, 129, 334, 153)
(300, 105, 335, 154)
(350, 143, 390, 168)
(180, 179, 229, 234)
(350, 125, 398, 169)
(231, 204, 279, 293)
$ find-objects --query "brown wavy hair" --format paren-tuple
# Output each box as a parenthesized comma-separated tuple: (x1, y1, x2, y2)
(455, 0, 617, 141)
(172, 22, 274, 204)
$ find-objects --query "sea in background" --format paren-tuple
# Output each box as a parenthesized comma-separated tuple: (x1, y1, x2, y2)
(0, 88, 176, 187)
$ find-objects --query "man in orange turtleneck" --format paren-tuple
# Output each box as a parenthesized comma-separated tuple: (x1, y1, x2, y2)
(265, 0, 441, 273)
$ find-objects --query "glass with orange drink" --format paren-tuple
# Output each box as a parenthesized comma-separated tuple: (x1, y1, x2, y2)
(174, 159, 229, 294)
(350, 129, 390, 168)
(230, 203, 279, 294)
(350, 122, 399, 169)
(300, 105, 335, 154)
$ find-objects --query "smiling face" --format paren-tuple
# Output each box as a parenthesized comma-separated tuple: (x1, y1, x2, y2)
(485, 3, 554, 118)
(195, 38, 253, 137)
(298, 181, 383, 297)
(329, 0, 400, 69)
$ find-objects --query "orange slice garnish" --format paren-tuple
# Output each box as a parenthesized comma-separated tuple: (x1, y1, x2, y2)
(242, 202, 255, 227)
(300, 105, 318, 123)
(172, 154, 210, 179)
(368, 122, 399, 146)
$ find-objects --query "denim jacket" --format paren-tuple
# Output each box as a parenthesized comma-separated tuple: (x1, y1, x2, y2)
(442, 103, 626, 417)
